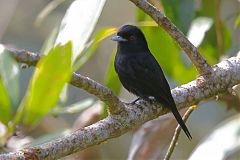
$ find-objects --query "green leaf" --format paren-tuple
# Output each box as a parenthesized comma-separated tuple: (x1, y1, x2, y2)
(199, 23, 232, 64)
(136, 9, 149, 22)
(104, 49, 122, 95)
(222, 24, 232, 52)
(73, 27, 117, 70)
(196, 0, 214, 17)
(161, 0, 195, 34)
(0, 79, 11, 124)
(21, 42, 72, 125)
(196, 0, 232, 58)
(0, 45, 19, 111)
(41, 0, 108, 105)
(52, 98, 94, 115)
(55, 0, 106, 62)
(234, 15, 240, 29)
(41, 24, 69, 106)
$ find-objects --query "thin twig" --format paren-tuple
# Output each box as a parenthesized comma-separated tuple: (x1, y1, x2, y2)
(163, 106, 196, 160)
(129, 0, 212, 74)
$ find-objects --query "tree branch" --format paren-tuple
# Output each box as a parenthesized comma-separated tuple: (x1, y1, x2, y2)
(0, 45, 240, 159)
(70, 73, 124, 114)
(129, 0, 213, 74)
(5, 46, 123, 114)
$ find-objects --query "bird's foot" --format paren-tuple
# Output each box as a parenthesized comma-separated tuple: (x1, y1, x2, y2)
(127, 97, 157, 105)
(127, 98, 141, 105)
(147, 96, 157, 104)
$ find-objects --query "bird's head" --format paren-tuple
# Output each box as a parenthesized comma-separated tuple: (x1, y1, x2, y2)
(111, 25, 149, 52)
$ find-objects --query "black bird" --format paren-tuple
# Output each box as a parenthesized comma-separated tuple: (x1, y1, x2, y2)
(112, 25, 192, 139)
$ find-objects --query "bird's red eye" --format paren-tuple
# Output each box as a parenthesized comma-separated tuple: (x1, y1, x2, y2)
(129, 35, 135, 41)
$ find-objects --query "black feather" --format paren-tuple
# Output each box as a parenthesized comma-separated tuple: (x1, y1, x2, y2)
(112, 25, 192, 139)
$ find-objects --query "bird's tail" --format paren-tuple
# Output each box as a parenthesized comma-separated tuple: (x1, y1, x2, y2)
(170, 106, 192, 140)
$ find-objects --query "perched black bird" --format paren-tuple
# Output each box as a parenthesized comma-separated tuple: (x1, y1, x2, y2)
(112, 25, 192, 139)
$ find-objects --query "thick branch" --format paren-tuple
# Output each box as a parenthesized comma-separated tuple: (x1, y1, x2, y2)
(129, 0, 212, 74)
(1, 46, 240, 159)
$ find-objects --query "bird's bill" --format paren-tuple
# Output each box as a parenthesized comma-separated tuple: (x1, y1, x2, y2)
(111, 35, 128, 42)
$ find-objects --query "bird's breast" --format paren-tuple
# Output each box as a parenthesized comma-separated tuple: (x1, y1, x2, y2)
(115, 53, 137, 73)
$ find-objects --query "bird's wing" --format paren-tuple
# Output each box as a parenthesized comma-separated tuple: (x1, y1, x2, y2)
(130, 53, 174, 106)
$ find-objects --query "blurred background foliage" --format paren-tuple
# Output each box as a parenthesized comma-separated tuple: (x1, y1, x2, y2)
(0, 0, 239, 159)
